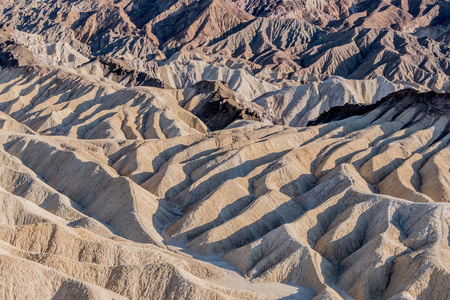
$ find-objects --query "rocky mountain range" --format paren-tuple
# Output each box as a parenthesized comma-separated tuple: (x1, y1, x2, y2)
(0, 0, 449, 299)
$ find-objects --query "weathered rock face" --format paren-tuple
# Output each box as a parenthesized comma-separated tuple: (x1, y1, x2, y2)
(0, 27, 38, 67)
(84, 56, 165, 88)
(182, 80, 267, 130)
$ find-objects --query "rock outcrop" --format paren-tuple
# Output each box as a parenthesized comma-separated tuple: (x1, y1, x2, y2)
(182, 80, 267, 130)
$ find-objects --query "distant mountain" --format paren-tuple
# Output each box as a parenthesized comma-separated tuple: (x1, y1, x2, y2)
(0, 0, 449, 91)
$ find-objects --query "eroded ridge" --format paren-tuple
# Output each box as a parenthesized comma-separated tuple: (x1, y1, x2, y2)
(0, 88, 448, 299)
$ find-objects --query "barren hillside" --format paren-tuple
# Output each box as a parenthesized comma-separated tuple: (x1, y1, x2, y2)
(0, 0, 449, 299)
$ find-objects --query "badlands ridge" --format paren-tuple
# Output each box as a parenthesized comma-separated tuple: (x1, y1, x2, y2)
(0, 63, 448, 299)
(0, 0, 448, 299)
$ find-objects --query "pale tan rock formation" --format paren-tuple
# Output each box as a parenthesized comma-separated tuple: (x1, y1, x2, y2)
(253, 76, 414, 126)
(0, 66, 207, 139)
(0, 0, 449, 299)
(0, 86, 448, 299)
